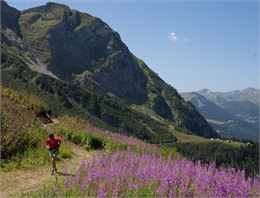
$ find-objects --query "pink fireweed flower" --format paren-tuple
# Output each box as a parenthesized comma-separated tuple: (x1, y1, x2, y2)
(97, 185, 106, 198)
(61, 149, 260, 197)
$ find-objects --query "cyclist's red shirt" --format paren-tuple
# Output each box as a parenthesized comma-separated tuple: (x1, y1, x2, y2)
(45, 137, 61, 150)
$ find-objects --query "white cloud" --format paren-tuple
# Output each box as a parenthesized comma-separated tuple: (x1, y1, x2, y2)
(168, 32, 191, 44)
(168, 32, 178, 42)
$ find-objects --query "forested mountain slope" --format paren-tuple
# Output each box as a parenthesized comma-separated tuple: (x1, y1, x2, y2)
(1, 1, 219, 139)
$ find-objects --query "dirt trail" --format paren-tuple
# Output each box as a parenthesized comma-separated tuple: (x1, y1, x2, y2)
(0, 120, 97, 198)
(43, 118, 60, 129)
(0, 143, 95, 198)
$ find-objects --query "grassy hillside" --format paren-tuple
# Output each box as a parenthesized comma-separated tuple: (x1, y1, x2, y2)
(2, 46, 258, 176)
(0, 87, 73, 169)
(23, 117, 259, 197)
(1, 87, 44, 160)
(1, 100, 256, 197)
(0, 87, 179, 170)
(1, 44, 177, 144)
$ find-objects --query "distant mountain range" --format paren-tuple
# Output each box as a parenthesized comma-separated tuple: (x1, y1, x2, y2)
(181, 88, 259, 141)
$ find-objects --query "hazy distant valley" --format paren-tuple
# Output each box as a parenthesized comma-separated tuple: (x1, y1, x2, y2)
(181, 88, 259, 141)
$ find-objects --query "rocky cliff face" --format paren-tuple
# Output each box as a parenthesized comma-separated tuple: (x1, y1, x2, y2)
(1, 1, 219, 138)
(1, 1, 21, 37)
(18, 2, 148, 104)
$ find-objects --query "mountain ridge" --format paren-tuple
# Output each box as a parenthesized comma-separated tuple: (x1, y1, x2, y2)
(195, 87, 260, 105)
(1, 1, 219, 140)
(181, 88, 259, 141)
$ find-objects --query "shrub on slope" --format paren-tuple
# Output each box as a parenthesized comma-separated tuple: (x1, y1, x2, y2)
(53, 116, 179, 158)
(0, 87, 46, 159)
(0, 87, 72, 169)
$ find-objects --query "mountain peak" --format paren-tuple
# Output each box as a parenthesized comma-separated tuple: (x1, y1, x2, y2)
(45, 2, 67, 7)
(198, 88, 212, 94)
(44, 2, 70, 10)
(22, 1, 70, 15)
(0, 0, 7, 6)
(242, 87, 259, 92)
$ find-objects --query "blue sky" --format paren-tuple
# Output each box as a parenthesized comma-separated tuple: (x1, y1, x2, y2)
(7, 0, 259, 92)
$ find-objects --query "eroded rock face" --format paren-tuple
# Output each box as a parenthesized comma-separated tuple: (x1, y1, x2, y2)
(17, 2, 148, 104)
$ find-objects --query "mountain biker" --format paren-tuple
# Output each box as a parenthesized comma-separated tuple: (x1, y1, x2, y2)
(45, 132, 61, 175)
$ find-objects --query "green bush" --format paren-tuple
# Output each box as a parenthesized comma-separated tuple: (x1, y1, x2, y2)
(88, 136, 104, 150)
(104, 139, 127, 152)
(160, 146, 179, 159)
(71, 133, 84, 144)
(56, 123, 128, 152)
